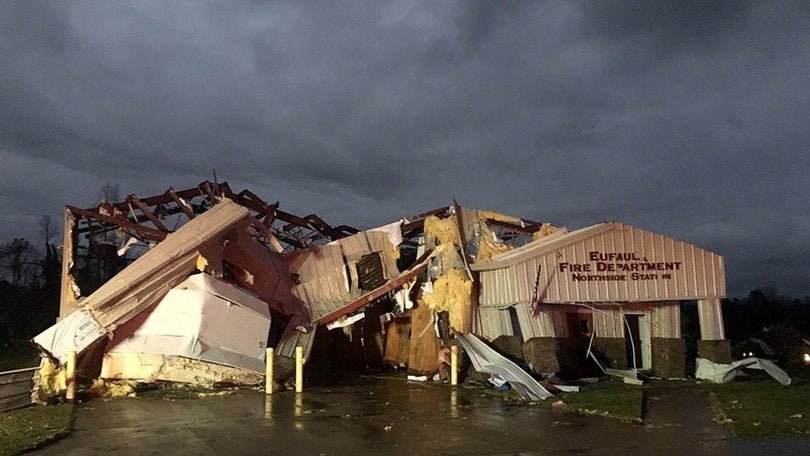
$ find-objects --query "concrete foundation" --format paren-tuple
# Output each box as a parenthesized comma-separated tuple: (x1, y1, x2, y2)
(594, 337, 626, 370)
(698, 339, 732, 364)
(491, 335, 524, 362)
(553, 338, 575, 374)
(651, 338, 686, 378)
(521, 338, 560, 374)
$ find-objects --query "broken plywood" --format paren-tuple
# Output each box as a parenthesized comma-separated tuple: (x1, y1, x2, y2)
(407, 298, 440, 375)
(383, 317, 411, 367)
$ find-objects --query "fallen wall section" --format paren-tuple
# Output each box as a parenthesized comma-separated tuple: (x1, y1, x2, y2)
(101, 273, 272, 383)
(34, 199, 251, 365)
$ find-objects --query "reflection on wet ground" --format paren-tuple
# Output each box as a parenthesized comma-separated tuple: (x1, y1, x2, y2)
(32, 375, 810, 455)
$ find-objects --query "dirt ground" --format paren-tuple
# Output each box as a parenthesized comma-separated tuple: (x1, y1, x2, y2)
(29, 375, 810, 456)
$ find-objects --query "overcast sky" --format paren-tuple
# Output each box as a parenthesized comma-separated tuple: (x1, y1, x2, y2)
(1, 1, 808, 297)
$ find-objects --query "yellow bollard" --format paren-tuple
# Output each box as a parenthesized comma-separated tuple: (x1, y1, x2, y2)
(66, 350, 76, 402)
(265, 347, 274, 395)
(295, 346, 304, 393)
(450, 345, 458, 386)
(264, 395, 273, 419)
(294, 392, 303, 418)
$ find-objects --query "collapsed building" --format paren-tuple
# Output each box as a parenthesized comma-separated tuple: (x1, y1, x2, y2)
(32, 181, 731, 394)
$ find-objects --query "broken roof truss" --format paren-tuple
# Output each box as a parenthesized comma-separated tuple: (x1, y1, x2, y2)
(68, 180, 359, 251)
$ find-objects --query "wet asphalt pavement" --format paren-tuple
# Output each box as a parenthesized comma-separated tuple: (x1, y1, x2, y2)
(30, 375, 810, 456)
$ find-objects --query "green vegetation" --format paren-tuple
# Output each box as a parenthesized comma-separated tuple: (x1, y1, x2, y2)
(0, 343, 39, 371)
(0, 404, 73, 456)
(554, 375, 810, 436)
(554, 379, 645, 422)
(699, 375, 810, 438)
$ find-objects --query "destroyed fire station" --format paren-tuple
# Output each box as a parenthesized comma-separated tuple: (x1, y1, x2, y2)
(31, 181, 733, 398)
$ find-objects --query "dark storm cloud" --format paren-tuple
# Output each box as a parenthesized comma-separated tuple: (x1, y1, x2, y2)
(582, 1, 749, 56)
(1, 0, 809, 296)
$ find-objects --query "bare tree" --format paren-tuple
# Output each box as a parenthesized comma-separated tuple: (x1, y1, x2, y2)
(0, 238, 32, 288)
(39, 214, 57, 247)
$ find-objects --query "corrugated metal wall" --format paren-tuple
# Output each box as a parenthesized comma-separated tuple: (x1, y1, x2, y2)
(290, 231, 399, 321)
(471, 222, 721, 342)
(477, 307, 513, 341)
(478, 223, 725, 307)
(502, 301, 682, 342)
(592, 305, 623, 338)
(651, 302, 681, 338)
(514, 301, 556, 339)
(589, 301, 680, 339)
(698, 298, 725, 340)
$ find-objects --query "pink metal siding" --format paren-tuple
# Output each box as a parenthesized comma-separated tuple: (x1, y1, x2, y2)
(538, 301, 680, 340)
(475, 223, 725, 308)
(288, 230, 399, 321)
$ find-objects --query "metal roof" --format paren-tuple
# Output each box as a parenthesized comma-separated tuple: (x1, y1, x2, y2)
(471, 223, 611, 271)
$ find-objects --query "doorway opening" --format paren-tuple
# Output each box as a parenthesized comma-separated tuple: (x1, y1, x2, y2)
(624, 313, 651, 370)
(565, 312, 601, 378)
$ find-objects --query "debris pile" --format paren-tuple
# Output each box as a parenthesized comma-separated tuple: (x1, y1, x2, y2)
(30, 180, 748, 400)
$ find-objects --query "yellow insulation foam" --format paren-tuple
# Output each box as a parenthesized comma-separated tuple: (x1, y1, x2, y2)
(424, 215, 460, 247)
(422, 268, 472, 333)
(533, 223, 565, 240)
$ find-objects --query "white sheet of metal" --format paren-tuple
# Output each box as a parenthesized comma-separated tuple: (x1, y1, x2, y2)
(274, 314, 317, 361)
(103, 273, 271, 374)
(33, 308, 108, 364)
(696, 357, 790, 385)
(592, 305, 624, 338)
(456, 333, 553, 401)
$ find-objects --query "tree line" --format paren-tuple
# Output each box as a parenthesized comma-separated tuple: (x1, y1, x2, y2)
(0, 216, 61, 345)
(1, 184, 121, 346)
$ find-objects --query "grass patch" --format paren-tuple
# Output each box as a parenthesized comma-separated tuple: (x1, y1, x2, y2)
(698, 375, 810, 438)
(0, 343, 39, 372)
(0, 404, 73, 456)
(473, 377, 646, 421)
(554, 379, 645, 422)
